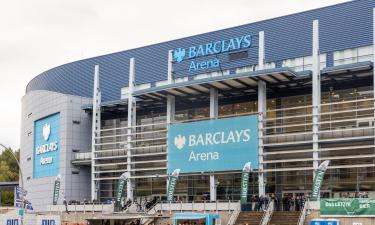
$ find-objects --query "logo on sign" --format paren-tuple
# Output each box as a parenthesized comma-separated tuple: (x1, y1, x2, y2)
(173, 34, 252, 73)
(173, 48, 186, 62)
(42, 123, 51, 141)
(174, 135, 186, 149)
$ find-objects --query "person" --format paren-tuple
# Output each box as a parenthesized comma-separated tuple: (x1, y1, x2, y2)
(63, 197, 69, 214)
(282, 195, 288, 211)
(251, 195, 256, 211)
(257, 195, 262, 211)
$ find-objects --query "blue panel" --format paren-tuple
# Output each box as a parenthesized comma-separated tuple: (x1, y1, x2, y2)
(167, 115, 258, 173)
(33, 113, 60, 178)
(26, 0, 375, 102)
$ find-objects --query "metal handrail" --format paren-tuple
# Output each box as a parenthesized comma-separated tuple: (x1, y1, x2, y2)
(260, 200, 274, 225)
(297, 199, 309, 225)
(227, 202, 241, 225)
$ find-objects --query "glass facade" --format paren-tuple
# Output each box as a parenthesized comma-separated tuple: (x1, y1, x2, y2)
(95, 83, 375, 202)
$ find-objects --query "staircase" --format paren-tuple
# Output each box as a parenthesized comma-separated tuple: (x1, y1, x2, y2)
(269, 211, 300, 225)
(234, 212, 263, 225)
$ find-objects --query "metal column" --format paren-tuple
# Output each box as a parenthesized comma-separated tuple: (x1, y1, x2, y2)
(373, 9, 375, 123)
(167, 95, 175, 124)
(127, 58, 136, 200)
(167, 49, 176, 125)
(312, 20, 321, 171)
(168, 50, 174, 83)
(258, 31, 266, 196)
(209, 88, 218, 201)
(166, 50, 175, 190)
(91, 65, 101, 201)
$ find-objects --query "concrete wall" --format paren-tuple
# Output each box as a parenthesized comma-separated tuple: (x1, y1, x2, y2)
(20, 90, 92, 211)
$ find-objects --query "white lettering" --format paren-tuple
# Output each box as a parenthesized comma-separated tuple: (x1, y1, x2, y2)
(36, 141, 58, 155)
(40, 156, 53, 165)
(187, 129, 251, 147)
(189, 151, 219, 161)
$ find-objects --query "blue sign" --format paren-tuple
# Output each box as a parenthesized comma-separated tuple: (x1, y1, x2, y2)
(173, 34, 252, 72)
(167, 115, 258, 173)
(41, 220, 56, 225)
(33, 113, 60, 178)
(6, 219, 19, 225)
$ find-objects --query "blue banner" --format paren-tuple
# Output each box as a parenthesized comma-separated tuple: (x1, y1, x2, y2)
(167, 115, 258, 173)
(33, 113, 60, 178)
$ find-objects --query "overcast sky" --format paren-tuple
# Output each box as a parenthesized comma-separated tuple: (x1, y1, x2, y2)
(0, 0, 348, 149)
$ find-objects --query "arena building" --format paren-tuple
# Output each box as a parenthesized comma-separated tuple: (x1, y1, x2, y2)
(20, 0, 375, 212)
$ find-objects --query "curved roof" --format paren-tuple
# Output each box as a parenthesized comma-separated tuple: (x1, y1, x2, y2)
(26, 0, 375, 102)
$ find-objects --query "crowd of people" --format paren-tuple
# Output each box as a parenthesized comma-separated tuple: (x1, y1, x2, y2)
(248, 194, 307, 211)
(133, 197, 158, 212)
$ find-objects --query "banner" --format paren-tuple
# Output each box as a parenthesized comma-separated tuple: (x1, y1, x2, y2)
(240, 162, 251, 204)
(34, 113, 60, 178)
(310, 160, 329, 201)
(167, 169, 180, 202)
(321, 198, 375, 216)
(168, 115, 258, 173)
(53, 175, 61, 205)
(115, 172, 129, 209)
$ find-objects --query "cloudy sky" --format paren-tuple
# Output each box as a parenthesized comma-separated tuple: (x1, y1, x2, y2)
(0, 0, 348, 149)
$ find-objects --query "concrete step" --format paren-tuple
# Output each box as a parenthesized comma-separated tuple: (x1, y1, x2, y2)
(235, 212, 264, 225)
(269, 211, 300, 225)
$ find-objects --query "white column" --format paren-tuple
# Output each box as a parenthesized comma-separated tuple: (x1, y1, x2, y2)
(258, 82, 266, 197)
(167, 95, 175, 124)
(210, 88, 218, 118)
(210, 88, 218, 201)
(373, 9, 375, 112)
(168, 50, 174, 83)
(91, 65, 101, 201)
(258, 31, 265, 70)
(258, 31, 266, 196)
(312, 20, 321, 171)
(127, 58, 136, 200)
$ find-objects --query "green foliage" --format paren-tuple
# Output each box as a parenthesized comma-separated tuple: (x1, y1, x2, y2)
(0, 148, 20, 206)
(0, 148, 19, 182)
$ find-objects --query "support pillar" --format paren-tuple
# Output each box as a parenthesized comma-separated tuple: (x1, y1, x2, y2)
(312, 20, 321, 172)
(127, 58, 136, 200)
(373, 9, 375, 127)
(167, 95, 175, 124)
(166, 50, 176, 190)
(168, 50, 174, 83)
(210, 88, 218, 201)
(258, 82, 266, 197)
(258, 31, 266, 196)
(91, 65, 101, 201)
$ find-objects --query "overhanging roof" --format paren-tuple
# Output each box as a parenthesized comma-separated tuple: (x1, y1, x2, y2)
(82, 62, 373, 112)
(133, 68, 303, 101)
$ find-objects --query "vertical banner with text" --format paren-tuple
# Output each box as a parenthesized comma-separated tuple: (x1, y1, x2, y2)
(52, 175, 61, 205)
(115, 172, 129, 209)
(310, 160, 330, 201)
(240, 162, 251, 204)
(167, 169, 180, 202)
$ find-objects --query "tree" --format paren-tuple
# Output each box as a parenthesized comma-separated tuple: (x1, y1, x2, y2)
(0, 148, 19, 206)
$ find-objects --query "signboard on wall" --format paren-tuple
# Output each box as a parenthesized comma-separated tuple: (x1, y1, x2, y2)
(173, 34, 252, 73)
(321, 198, 375, 217)
(33, 113, 60, 178)
(167, 115, 258, 173)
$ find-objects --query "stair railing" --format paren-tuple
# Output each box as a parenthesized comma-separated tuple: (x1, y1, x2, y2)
(227, 201, 241, 225)
(260, 200, 274, 225)
(297, 199, 309, 225)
